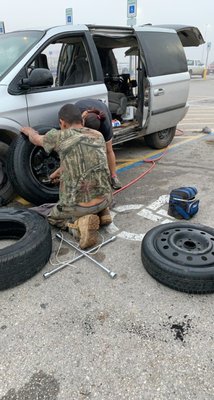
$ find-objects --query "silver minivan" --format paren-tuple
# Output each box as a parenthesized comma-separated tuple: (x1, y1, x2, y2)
(0, 24, 204, 204)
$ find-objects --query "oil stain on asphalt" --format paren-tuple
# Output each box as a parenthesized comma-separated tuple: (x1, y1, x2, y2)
(0, 371, 60, 400)
(164, 315, 192, 342)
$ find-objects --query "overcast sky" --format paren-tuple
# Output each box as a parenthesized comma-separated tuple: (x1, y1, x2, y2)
(1, 0, 213, 63)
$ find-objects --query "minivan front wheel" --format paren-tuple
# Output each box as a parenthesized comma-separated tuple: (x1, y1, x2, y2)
(144, 127, 176, 149)
(7, 133, 60, 205)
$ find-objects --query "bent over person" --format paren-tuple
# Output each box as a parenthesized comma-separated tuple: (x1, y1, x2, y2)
(21, 103, 113, 249)
(75, 98, 122, 190)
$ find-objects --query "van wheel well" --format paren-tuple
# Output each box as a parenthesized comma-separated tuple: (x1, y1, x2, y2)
(144, 127, 176, 149)
(0, 130, 17, 146)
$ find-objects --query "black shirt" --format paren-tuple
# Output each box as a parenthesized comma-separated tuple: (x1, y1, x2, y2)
(75, 98, 113, 142)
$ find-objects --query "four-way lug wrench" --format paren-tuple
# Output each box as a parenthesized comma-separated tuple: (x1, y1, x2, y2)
(43, 234, 117, 279)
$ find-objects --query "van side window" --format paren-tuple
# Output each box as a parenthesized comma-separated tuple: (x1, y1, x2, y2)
(27, 36, 93, 88)
(138, 32, 188, 77)
(58, 42, 93, 86)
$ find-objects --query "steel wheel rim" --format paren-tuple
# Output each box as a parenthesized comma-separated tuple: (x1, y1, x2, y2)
(29, 147, 60, 188)
(156, 226, 214, 267)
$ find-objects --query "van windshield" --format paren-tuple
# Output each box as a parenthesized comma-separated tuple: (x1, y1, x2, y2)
(0, 31, 44, 79)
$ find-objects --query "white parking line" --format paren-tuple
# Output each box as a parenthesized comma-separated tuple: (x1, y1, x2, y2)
(106, 196, 175, 241)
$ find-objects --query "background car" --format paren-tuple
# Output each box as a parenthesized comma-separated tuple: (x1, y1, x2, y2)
(187, 59, 205, 77)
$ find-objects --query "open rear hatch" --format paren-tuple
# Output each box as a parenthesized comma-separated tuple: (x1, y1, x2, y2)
(153, 25, 205, 47)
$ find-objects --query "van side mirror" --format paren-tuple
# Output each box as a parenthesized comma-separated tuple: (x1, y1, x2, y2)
(19, 68, 53, 89)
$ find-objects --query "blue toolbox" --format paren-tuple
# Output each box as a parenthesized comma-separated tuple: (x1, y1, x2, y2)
(168, 187, 199, 220)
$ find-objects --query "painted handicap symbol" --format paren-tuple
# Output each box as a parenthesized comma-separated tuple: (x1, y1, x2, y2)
(106, 195, 174, 241)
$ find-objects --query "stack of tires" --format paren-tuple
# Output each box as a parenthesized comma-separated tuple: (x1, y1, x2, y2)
(0, 208, 52, 290)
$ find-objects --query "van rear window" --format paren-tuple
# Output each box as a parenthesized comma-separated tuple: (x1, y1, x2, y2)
(138, 31, 188, 76)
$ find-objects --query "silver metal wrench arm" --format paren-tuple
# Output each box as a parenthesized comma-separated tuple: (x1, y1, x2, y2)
(43, 235, 117, 279)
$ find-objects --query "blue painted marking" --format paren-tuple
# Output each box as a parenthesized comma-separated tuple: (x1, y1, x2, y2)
(116, 133, 214, 174)
(118, 157, 156, 173)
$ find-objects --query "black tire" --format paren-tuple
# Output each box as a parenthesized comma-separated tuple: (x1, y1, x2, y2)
(0, 142, 15, 206)
(0, 207, 52, 290)
(144, 127, 176, 149)
(141, 222, 214, 294)
(7, 133, 59, 205)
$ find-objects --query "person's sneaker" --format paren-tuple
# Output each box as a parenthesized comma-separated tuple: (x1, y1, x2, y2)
(111, 175, 122, 190)
(77, 214, 100, 249)
(98, 207, 112, 226)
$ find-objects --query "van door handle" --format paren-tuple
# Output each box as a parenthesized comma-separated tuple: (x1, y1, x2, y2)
(154, 88, 165, 96)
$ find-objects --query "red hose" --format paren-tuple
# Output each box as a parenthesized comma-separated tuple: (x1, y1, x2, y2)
(113, 146, 168, 196)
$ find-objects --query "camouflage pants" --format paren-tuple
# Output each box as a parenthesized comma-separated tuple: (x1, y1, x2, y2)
(30, 194, 112, 230)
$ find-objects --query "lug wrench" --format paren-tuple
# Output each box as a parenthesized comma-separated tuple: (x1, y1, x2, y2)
(55, 234, 117, 279)
(43, 235, 117, 279)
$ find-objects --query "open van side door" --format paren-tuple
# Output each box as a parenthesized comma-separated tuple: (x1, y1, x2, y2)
(134, 25, 204, 135)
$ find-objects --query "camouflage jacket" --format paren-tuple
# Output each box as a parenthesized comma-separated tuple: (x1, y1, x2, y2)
(43, 127, 112, 207)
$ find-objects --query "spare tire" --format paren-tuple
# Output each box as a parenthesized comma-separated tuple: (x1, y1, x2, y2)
(0, 207, 52, 290)
(7, 132, 59, 205)
(141, 222, 214, 294)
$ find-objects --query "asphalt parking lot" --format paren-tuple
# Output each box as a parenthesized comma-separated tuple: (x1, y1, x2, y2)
(1, 80, 214, 399)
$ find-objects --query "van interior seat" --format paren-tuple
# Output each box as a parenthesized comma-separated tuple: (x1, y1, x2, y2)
(63, 56, 91, 85)
(34, 53, 49, 70)
(108, 91, 127, 117)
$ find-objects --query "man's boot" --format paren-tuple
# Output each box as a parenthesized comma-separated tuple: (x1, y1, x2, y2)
(98, 207, 112, 226)
(76, 214, 100, 249)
